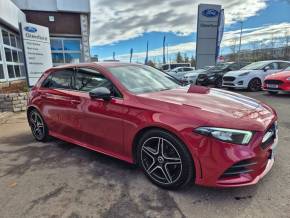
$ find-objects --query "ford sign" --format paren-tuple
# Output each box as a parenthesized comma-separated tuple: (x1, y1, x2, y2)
(202, 9, 219, 17)
(24, 26, 37, 33)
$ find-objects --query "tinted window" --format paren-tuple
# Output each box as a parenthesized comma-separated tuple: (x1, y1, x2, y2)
(184, 68, 193, 71)
(75, 68, 121, 97)
(278, 62, 290, 69)
(43, 69, 73, 89)
(267, 63, 278, 70)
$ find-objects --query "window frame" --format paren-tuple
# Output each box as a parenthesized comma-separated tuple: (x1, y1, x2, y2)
(0, 26, 26, 82)
(74, 67, 123, 99)
(50, 37, 82, 66)
(42, 67, 123, 99)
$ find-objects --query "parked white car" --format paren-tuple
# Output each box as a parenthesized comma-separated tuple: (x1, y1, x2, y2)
(167, 67, 196, 82)
(222, 60, 290, 91)
(182, 66, 214, 84)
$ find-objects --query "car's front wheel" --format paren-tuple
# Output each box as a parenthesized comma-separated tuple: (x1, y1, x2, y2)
(137, 129, 194, 189)
(28, 109, 49, 142)
(248, 78, 262, 92)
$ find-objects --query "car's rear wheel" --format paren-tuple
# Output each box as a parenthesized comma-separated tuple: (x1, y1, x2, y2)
(28, 109, 49, 142)
(137, 129, 194, 190)
(248, 78, 262, 92)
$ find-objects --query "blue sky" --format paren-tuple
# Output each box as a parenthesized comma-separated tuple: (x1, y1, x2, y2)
(90, 0, 290, 63)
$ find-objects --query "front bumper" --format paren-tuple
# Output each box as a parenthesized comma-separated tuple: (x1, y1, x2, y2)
(222, 77, 248, 89)
(186, 121, 278, 188)
(263, 81, 290, 92)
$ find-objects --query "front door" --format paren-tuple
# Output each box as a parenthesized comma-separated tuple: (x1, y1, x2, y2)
(73, 67, 127, 155)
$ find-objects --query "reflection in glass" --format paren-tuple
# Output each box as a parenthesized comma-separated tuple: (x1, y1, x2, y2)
(51, 39, 63, 51)
(64, 40, 81, 51)
(52, 53, 64, 63)
(65, 53, 81, 64)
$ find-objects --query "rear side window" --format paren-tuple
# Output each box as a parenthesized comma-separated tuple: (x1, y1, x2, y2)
(42, 69, 73, 89)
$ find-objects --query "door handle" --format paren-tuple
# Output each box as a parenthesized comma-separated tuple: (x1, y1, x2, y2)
(70, 99, 81, 105)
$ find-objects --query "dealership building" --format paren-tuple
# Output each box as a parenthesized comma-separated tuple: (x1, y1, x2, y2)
(0, 0, 91, 90)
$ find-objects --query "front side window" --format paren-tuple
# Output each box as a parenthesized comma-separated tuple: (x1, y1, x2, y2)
(267, 63, 278, 70)
(75, 68, 121, 97)
(109, 65, 180, 94)
(43, 69, 73, 89)
(278, 62, 290, 69)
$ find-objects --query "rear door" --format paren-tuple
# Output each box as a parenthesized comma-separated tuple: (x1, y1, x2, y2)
(40, 68, 82, 139)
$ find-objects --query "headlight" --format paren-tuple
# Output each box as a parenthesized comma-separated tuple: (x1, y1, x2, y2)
(287, 77, 290, 81)
(194, 127, 253, 145)
(239, 72, 250, 77)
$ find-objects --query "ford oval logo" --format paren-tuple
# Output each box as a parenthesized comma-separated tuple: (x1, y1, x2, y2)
(202, 9, 219, 17)
(24, 26, 37, 33)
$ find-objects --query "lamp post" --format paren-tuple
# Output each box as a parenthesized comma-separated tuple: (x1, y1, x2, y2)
(237, 21, 243, 63)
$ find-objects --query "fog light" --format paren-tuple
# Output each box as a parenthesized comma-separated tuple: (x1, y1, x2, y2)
(238, 81, 244, 85)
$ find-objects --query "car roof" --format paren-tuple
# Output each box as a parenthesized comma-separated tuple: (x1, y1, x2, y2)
(51, 62, 143, 70)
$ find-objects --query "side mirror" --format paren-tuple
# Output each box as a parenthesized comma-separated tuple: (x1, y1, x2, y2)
(264, 66, 270, 72)
(89, 87, 111, 101)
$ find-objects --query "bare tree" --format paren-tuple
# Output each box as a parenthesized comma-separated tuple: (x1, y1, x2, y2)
(228, 38, 238, 61)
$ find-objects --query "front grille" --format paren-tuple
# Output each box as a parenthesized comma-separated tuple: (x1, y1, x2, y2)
(265, 80, 283, 85)
(223, 76, 236, 82)
(261, 123, 277, 149)
(223, 83, 235, 86)
(220, 159, 257, 178)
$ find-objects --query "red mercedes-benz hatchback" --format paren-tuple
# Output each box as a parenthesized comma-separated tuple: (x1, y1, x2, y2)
(264, 66, 290, 95)
(27, 62, 278, 189)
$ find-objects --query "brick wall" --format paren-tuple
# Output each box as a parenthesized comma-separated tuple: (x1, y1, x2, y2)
(0, 92, 28, 112)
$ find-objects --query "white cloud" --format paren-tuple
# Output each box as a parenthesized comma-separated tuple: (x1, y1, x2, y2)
(90, 0, 268, 46)
(105, 22, 290, 62)
(109, 42, 196, 62)
(222, 22, 290, 47)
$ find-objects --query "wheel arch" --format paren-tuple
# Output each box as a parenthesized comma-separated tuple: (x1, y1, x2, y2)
(131, 126, 196, 168)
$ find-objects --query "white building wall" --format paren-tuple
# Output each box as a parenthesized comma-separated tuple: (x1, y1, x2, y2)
(12, 0, 90, 13)
(0, 0, 26, 31)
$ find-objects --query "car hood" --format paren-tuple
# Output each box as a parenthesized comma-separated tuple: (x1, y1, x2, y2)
(138, 87, 275, 131)
(224, 70, 256, 76)
(266, 70, 290, 79)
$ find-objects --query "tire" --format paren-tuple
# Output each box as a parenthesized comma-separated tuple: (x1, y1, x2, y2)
(28, 109, 49, 142)
(248, 78, 262, 92)
(268, 91, 279, 95)
(215, 77, 223, 88)
(136, 129, 194, 190)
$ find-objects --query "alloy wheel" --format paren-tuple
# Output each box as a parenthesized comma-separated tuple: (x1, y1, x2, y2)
(141, 137, 182, 185)
(249, 79, 262, 91)
(29, 111, 45, 140)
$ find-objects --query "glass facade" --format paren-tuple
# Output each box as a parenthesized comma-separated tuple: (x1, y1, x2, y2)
(50, 38, 82, 66)
(0, 26, 26, 82)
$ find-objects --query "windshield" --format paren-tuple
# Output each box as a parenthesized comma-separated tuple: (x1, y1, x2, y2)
(210, 63, 231, 71)
(241, 61, 268, 70)
(109, 65, 180, 94)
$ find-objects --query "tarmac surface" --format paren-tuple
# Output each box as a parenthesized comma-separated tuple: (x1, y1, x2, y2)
(0, 91, 289, 218)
